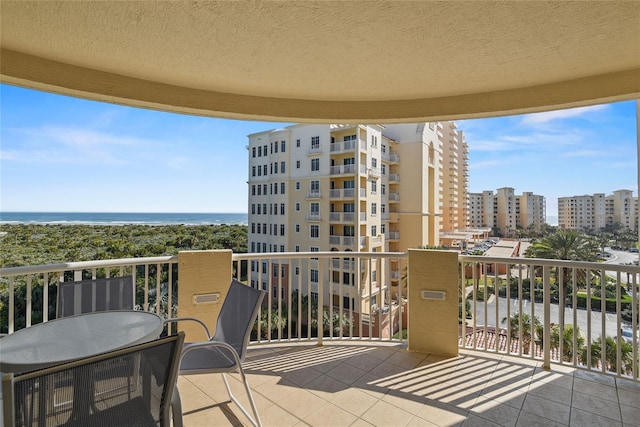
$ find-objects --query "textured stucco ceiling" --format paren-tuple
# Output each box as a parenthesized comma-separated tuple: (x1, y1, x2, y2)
(1, 1, 639, 123)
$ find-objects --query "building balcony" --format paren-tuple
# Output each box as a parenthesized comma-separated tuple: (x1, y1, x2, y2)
(306, 212, 321, 221)
(330, 164, 357, 175)
(329, 188, 356, 199)
(329, 140, 357, 153)
(387, 231, 400, 240)
(388, 174, 400, 183)
(307, 145, 323, 155)
(2, 252, 638, 426)
(329, 212, 355, 222)
(388, 193, 400, 202)
(306, 190, 321, 199)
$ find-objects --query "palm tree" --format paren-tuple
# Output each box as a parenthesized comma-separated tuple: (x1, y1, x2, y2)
(549, 324, 585, 363)
(502, 313, 541, 354)
(589, 336, 636, 375)
(525, 229, 598, 298)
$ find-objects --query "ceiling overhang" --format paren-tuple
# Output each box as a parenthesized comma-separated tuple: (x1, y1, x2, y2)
(1, 1, 639, 123)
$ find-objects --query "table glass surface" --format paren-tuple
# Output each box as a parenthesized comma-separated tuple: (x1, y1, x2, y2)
(0, 310, 164, 373)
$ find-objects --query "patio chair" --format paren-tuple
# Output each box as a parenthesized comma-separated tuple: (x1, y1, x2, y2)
(164, 279, 266, 427)
(5, 332, 184, 427)
(57, 275, 135, 318)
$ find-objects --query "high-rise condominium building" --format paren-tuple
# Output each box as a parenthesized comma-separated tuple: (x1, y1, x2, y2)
(468, 187, 546, 236)
(558, 189, 638, 231)
(247, 122, 468, 312)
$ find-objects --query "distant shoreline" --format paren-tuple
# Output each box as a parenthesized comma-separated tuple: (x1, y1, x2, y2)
(0, 212, 248, 226)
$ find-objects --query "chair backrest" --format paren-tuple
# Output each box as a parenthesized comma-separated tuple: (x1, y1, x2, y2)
(57, 276, 135, 318)
(10, 332, 185, 427)
(213, 279, 265, 361)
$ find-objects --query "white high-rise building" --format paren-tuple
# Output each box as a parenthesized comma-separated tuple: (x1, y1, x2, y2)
(247, 122, 467, 313)
(468, 187, 546, 236)
(558, 190, 638, 231)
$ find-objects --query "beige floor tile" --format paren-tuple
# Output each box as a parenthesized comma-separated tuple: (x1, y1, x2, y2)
(620, 403, 640, 427)
(258, 402, 304, 427)
(276, 389, 328, 419)
(381, 391, 427, 415)
(479, 380, 528, 409)
(302, 401, 358, 427)
(326, 362, 368, 385)
(571, 390, 622, 421)
(530, 370, 574, 390)
(617, 386, 640, 407)
(616, 377, 640, 391)
(254, 378, 299, 404)
(330, 387, 380, 417)
(176, 345, 634, 427)
(406, 415, 440, 427)
(305, 372, 351, 400)
(471, 395, 520, 427)
(349, 418, 376, 427)
(461, 413, 500, 427)
(515, 410, 567, 427)
(521, 394, 570, 426)
(526, 381, 572, 403)
(570, 407, 622, 427)
(361, 399, 416, 427)
(415, 400, 468, 427)
(573, 369, 616, 386)
(573, 377, 620, 403)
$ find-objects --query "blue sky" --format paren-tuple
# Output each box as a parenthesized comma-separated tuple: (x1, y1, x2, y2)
(1, 84, 637, 219)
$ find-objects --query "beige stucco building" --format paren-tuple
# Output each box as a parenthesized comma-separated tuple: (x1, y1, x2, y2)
(468, 187, 546, 236)
(247, 122, 467, 311)
(558, 189, 638, 231)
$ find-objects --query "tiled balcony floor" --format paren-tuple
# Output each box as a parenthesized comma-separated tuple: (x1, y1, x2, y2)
(177, 342, 640, 427)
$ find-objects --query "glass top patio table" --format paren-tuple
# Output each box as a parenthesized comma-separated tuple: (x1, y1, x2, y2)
(0, 310, 164, 373)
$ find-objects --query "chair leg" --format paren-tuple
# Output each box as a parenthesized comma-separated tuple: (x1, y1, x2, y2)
(221, 370, 262, 427)
(170, 387, 183, 427)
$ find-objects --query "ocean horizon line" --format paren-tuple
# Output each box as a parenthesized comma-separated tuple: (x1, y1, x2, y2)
(0, 212, 248, 226)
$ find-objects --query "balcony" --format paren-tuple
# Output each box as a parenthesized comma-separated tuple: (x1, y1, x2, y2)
(306, 190, 321, 199)
(329, 188, 355, 199)
(330, 165, 357, 176)
(388, 174, 400, 183)
(329, 140, 357, 153)
(305, 212, 321, 221)
(2, 251, 639, 426)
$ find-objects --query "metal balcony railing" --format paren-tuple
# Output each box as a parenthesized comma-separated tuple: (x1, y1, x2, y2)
(2, 252, 638, 381)
(459, 255, 639, 381)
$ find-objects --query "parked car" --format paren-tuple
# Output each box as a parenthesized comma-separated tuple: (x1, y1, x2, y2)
(629, 248, 639, 253)
(621, 328, 635, 344)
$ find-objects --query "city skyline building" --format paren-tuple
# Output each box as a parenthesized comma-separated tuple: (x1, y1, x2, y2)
(468, 187, 546, 236)
(558, 189, 638, 231)
(246, 122, 468, 325)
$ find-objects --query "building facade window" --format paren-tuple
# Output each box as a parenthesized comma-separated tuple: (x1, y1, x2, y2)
(310, 224, 319, 238)
(311, 136, 320, 149)
(311, 158, 320, 171)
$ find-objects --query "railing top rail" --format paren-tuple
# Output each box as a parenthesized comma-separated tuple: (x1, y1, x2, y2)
(459, 254, 640, 272)
(0, 255, 178, 277)
(233, 251, 407, 260)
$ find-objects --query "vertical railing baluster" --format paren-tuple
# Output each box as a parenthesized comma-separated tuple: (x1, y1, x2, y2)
(543, 265, 551, 369)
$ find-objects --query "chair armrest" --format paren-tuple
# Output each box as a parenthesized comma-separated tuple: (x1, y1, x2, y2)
(163, 317, 212, 340)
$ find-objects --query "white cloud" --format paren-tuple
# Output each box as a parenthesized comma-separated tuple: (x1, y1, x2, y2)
(519, 104, 609, 125)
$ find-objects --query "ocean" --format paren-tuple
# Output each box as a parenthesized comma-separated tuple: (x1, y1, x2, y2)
(0, 212, 248, 226)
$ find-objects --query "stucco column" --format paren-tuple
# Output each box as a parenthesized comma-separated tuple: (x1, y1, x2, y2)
(177, 249, 232, 342)
(407, 249, 459, 357)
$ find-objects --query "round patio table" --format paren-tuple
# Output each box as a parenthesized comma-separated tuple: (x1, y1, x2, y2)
(0, 310, 164, 373)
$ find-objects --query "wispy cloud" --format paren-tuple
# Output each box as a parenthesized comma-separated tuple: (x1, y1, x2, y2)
(520, 105, 609, 125)
(3, 126, 156, 165)
(561, 149, 608, 158)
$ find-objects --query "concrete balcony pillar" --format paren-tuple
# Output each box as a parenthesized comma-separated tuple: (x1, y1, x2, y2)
(407, 249, 458, 357)
(177, 249, 232, 342)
